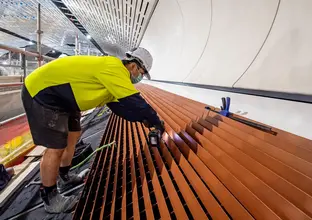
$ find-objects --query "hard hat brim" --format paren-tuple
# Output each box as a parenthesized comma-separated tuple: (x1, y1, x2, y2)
(144, 72, 151, 80)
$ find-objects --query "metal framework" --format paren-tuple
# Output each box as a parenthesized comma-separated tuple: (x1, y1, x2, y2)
(74, 84, 312, 219)
(0, 43, 54, 61)
(0, 0, 100, 55)
(0, 43, 54, 78)
(0, 32, 28, 56)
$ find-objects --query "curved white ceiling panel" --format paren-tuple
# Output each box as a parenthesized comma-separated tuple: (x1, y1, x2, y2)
(141, 0, 212, 81)
(141, 0, 279, 85)
(184, 0, 279, 87)
(62, 0, 158, 56)
(235, 0, 312, 95)
(0, 0, 98, 55)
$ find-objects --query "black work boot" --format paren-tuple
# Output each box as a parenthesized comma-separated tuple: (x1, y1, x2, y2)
(40, 187, 77, 213)
(57, 173, 83, 193)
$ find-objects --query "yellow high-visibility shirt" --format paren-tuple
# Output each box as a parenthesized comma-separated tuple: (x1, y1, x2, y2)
(25, 56, 138, 111)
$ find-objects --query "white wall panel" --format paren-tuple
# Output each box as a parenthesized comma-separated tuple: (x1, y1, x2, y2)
(141, 0, 279, 85)
(186, 0, 279, 86)
(235, 0, 312, 95)
(141, 0, 211, 81)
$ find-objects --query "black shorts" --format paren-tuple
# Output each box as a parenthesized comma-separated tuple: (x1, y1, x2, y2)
(21, 86, 81, 149)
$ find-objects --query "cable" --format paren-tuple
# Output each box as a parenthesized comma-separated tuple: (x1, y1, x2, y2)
(70, 141, 116, 170)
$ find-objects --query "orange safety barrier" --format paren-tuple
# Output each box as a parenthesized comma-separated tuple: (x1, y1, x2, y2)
(0, 115, 34, 167)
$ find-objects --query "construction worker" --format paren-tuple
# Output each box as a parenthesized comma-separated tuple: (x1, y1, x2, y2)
(21, 47, 164, 213)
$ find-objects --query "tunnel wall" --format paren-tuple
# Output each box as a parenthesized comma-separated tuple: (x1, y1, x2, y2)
(0, 91, 24, 121)
(141, 0, 312, 95)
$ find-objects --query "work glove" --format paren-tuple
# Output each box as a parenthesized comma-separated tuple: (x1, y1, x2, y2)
(154, 120, 165, 135)
(142, 120, 165, 135)
(142, 119, 152, 128)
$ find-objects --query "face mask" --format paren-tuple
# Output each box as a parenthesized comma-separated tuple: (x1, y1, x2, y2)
(131, 73, 143, 84)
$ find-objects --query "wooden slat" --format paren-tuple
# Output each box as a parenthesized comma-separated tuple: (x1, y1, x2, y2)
(110, 117, 123, 220)
(140, 86, 204, 118)
(148, 139, 188, 219)
(140, 92, 181, 132)
(192, 121, 312, 217)
(149, 131, 208, 219)
(98, 115, 117, 219)
(132, 123, 154, 220)
(150, 91, 198, 120)
(274, 128, 312, 150)
(208, 111, 312, 162)
(121, 119, 127, 220)
(198, 118, 312, 197)
(205, 115, 312, 179)
(80, 115, 115, 219)
(145, 93, 188, 129)
(166, 127, 254, 220)
(179, 130, 280, 220)
(136, 123, 171, 219)
(186, 125, 310, 220)
(162, 132, 229, 219)
(142, 89, 193, 123)
(127, 121, 140, 220)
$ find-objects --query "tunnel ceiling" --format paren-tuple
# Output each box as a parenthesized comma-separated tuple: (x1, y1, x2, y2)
(61, 0, 159, 55)
(0, 0, 158, 57)
(0, 0, 100, 55)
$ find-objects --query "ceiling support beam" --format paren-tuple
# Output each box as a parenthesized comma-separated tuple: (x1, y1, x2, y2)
(36, 3, 43, 66)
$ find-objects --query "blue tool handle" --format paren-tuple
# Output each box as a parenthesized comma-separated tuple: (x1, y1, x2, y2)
(225, 97, 231, 111)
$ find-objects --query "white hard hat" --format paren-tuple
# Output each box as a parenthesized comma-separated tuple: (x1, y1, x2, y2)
(126, 47, 153, 80)
(58, 54, 68, 58)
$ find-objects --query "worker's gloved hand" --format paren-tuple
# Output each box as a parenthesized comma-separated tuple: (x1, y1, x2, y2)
(154, 120, 165, 135)
(142, 119, 152, 128)
(142, 120, 165, 134)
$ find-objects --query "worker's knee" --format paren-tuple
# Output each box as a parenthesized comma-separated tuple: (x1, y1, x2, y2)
(69, 131, 81, 139)
(44, 148, 65, 157)
(67, 131, 81, 147)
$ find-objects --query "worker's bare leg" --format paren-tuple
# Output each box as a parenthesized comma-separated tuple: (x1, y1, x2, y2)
(40, 148, 77, 214)
(41, 148, 64, 186)
(57, 131, 83, 193)
(60, 131, 81, 167)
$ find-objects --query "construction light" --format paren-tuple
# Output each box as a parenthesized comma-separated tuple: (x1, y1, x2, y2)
(86, 35, 91, 39)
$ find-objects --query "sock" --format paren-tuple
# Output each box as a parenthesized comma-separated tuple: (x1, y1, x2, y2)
(59, 166, 71, 181)
(40, 184, 57, 194)
(40, 184, 57, 205)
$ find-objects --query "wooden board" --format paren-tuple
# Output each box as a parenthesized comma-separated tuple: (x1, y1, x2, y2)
(0, 161, 39, 207)
(13, 157, 35, 176)
(21, 157, 35, 165)
(26, 146, 46, 157)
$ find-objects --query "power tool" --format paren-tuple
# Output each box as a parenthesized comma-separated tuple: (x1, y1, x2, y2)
(148, 129, 161, 147)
